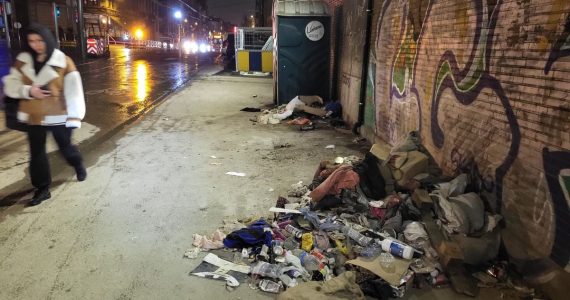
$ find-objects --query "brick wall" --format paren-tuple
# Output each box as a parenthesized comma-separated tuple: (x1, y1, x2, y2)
(337, 0, 368, 126)
(364, 0, 570, 277)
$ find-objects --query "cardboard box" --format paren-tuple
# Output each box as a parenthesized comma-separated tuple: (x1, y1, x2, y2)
(412, 189, 433, 212)
(298, 104, 326, 117)
(370, 143, 391, 161)
(298, 95, 323, 106)
(392, 150, 428, 186)
(437, 241, 464, 267)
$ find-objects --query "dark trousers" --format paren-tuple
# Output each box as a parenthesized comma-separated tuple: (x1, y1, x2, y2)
(27, 125, 83, 189)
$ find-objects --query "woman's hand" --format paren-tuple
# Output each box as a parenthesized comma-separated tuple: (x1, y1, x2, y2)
(29, 85, 51, 99)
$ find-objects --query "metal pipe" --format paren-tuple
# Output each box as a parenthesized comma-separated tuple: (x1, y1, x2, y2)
(77, 0, 86, 59)
(354, 0, 374, 134)
(52, 2, 60, 48)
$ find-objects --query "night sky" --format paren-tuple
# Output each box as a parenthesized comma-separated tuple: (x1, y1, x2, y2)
(207, 0, 256, 25)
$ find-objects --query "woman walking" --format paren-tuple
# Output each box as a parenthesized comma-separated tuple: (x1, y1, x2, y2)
(2, 24, 87, 206)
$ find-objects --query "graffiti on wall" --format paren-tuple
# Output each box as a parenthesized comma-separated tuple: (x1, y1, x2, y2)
(371, 0, 570, 271)
(545, 14, 570, 75)
(428, 0, 520, 210)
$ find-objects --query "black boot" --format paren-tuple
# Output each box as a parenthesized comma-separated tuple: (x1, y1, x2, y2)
(75, 165, 87, 182)
(28, 188, 51, 206)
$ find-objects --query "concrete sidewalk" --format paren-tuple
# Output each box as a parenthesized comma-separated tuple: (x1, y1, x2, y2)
(0, 65, 220, 200)
(0, 73, 368, 299)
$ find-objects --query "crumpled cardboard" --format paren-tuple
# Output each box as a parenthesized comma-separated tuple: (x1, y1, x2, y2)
(347, 255, 411, 286)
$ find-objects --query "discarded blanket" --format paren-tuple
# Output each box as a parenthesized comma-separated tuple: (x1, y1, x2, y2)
(309, 165, 360, 202)
(223, 219, 273, 249)
(276, 271, 365, 300)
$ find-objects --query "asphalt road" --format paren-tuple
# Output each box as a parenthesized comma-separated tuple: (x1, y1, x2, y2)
(77, 45, 217, 135)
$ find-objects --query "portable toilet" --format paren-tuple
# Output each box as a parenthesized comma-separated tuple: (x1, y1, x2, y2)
(274, 0, 331, 105)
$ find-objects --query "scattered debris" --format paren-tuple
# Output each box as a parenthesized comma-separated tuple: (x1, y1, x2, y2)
(288, 181, 309, 197)
(241, 107, 262, 112)
(193, 230, 226, 250)
(226, 172, 246, 177)
(185, 136, 528, 299)
(184, 247, 201, 259)
(352, 137, 366, 143)
(287, 117, 311, 126)
(191, 272, 240, 287)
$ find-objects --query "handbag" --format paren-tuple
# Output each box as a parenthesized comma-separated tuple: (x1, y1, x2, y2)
(4, 96, 28, 132)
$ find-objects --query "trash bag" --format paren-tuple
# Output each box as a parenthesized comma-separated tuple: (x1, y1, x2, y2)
(390, 131, 420, 153)
(450, 192, 485, 234)
(353, 152, 386, 199)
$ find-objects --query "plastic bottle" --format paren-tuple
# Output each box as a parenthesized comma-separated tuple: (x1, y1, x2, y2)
(380, 238, 414, 260)
(379, 252, 395, 273)
(259, 279, 282, 293)
(251, 261, 281, 278)
(285, 225, 303, 238)
(360, 242, 382, 258)
(292, 249, 320, 271)
(310, 249, 328, 268)
(283, 237, 300, 250)
(342, 226, 372, 247)
(272, 240, 284, 255)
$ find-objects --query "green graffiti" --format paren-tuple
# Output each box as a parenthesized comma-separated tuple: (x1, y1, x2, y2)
(433, 5, 492, 96)
(390, 0, 431, 96)
(392, 23, 418, 95)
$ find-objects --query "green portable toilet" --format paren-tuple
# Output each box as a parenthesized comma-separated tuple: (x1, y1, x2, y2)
(275, 0, 330, 105)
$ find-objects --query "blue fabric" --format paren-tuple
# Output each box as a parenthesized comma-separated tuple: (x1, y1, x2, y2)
(324, 102, 342, 118)
(223, 219, 273, 249)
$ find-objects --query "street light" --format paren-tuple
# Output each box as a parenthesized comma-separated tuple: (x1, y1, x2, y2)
(135, 29, 143, 40)
(174, 11, 183, 56)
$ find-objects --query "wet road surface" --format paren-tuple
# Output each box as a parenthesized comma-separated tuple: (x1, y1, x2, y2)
(77, 45, 216, 134)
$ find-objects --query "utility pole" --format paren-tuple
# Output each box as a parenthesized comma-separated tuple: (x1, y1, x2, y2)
(52, 2, 60, 48)
(77, 0, 86, 58)
(2, 0, 10, 49)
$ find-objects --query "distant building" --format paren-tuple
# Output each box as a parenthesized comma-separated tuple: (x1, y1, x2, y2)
(255, 0, 273, 27)
(6, 0, 211, 46)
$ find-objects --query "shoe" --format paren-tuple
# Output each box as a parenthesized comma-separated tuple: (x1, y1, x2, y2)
(76, 165, 87, 182)
(28, 188, 51, 206)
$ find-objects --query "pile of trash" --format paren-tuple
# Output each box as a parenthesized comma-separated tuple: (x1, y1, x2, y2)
(186, 132, 540, 299)
(244, 95, 344, 130)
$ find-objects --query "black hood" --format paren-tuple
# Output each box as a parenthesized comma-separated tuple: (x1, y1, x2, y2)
(23, 23, 57, 59)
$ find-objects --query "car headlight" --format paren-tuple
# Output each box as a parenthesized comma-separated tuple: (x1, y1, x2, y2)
(199, 43, 207, 53)
(183, 41, 192, 50)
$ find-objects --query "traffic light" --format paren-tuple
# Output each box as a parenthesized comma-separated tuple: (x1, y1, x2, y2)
(56, 7, 61, 18)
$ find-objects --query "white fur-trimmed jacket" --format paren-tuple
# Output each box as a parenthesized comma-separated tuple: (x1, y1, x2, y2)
(2, 49, 85, 128)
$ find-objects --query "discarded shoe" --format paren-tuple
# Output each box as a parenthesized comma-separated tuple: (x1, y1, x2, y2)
(28, 188, 51, 206)
(76, 165, 87, 182)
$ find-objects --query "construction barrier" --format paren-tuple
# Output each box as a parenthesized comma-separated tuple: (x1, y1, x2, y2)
(236, 50, 273, 73)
